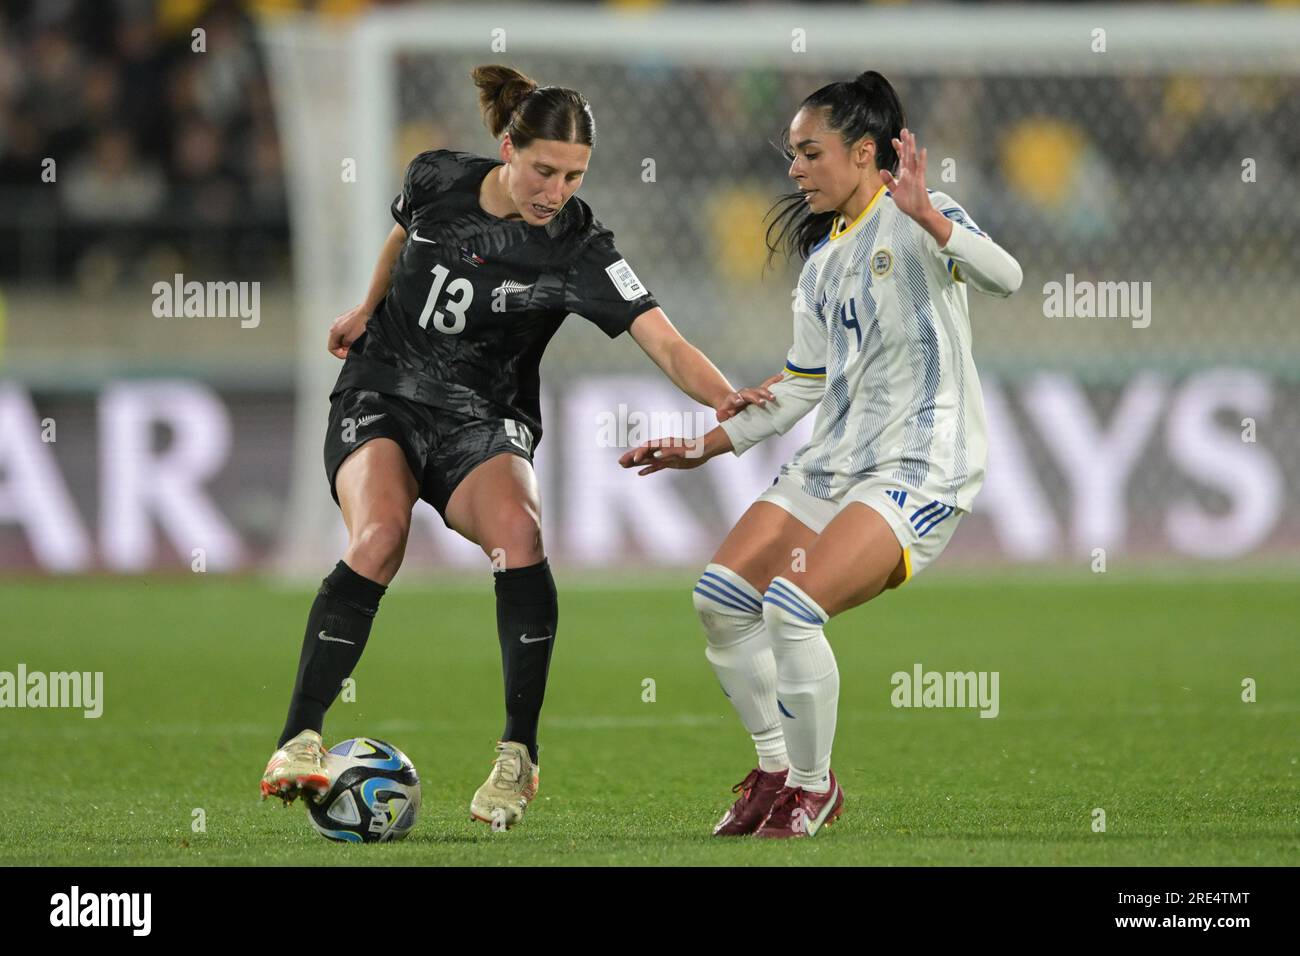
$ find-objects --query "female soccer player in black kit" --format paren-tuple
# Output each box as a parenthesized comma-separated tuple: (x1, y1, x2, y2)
(260, 65, 774, 828)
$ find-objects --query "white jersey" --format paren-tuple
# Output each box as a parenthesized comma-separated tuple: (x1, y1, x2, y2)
(777, 186, 992, 511)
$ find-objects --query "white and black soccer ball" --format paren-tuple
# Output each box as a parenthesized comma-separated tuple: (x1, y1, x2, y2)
(308, 737, 421, 843)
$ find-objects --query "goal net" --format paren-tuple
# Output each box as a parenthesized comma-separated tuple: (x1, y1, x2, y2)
(262, 5, 1300, 578)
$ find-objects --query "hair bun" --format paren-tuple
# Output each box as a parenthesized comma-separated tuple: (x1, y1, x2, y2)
(853, 71, 882, 92)
(471, 64, 541, 138)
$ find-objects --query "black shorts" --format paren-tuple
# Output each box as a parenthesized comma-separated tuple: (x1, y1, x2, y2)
(323, 388, 536, 519)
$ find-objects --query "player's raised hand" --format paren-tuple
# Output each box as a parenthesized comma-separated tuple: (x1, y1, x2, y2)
(880, 128, 929, 221)
(619, 437, 708, 476)
(327, 305, 371, 359)
(715, 373, 781, 422)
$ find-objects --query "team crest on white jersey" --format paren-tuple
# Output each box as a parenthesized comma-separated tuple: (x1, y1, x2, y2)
(871, 249, 893, 278)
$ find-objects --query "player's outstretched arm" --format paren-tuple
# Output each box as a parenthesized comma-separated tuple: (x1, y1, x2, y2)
(714, 367, 825, 457)
(937, 223, 1023, 297)
(881, 128, 1022, 298)
(327, 223, 408, 359)
(619, 368, 824, 478)
(618, 426, 735, 476)
(629, 308, 775, 421)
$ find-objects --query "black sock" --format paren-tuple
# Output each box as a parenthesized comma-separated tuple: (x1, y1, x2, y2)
(278, 561, 387, 747)
(495, 558, 558, 764)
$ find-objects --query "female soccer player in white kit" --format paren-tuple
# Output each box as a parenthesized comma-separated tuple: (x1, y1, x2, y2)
(621, 72, 1022, 838)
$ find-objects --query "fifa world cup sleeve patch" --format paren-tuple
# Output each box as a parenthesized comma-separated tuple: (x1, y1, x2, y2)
(604, 259, 647, 301)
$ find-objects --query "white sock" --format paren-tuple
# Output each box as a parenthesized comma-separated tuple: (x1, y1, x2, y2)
(694, 563, 788, 773)
(763, 576, 837, 793)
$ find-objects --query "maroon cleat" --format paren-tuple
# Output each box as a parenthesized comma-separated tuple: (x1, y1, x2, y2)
(713, 767, 789, 836)
(753, 770, 844, 839)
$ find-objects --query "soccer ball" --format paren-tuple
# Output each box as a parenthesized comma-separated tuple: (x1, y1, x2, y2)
(307, 737, 421, 843)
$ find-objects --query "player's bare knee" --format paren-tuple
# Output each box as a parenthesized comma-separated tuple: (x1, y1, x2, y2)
(484, 507, 544, 567)
(347, 518, 410, 581)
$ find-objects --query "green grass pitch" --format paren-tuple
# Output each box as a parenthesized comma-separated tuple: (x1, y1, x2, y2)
(2, 569, 1297, 866)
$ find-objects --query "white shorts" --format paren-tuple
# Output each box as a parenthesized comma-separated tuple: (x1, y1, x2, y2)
(755, 473, 964, 584)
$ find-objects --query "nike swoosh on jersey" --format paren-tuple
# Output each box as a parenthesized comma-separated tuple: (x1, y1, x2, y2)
(410, 230, 437, 244)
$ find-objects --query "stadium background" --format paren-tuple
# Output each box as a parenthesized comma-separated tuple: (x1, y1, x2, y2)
(3, 0, 1297, 576)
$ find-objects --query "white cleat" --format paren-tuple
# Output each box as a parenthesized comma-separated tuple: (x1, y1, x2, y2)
(260, 729, 330, 805)
(469, 741, 539, 829)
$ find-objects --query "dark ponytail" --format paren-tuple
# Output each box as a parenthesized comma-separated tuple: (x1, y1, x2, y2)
(765, 70, 906, 265)
(470, 64, 596, 149)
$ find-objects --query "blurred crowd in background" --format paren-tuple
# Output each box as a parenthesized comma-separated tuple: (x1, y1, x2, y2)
(0, 0, 1294, 280)
(0, 0, 295, 284)
(3, 0, 1297, 291)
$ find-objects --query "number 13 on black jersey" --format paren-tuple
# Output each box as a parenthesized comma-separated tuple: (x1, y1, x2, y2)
(417, 263, 473, 335)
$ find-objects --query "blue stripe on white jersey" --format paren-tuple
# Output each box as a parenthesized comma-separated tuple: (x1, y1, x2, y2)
(845, 270, 888, 480)
(799, 216, 880, 498)
(893, 235, 940, 491)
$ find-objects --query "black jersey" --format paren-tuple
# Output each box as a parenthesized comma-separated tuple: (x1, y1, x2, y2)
(331, 149, 659, 446)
